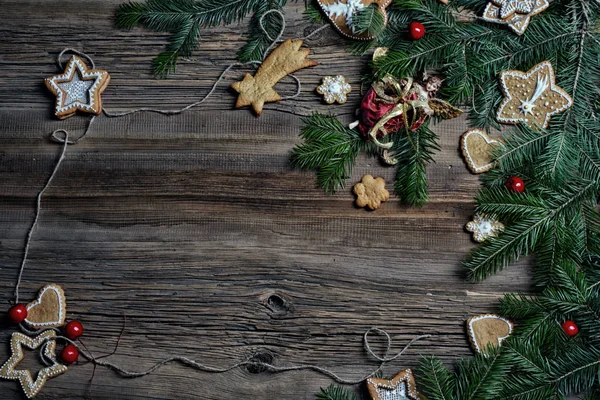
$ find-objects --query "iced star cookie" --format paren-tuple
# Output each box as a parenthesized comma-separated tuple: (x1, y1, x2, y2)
(45, 55, 110, 119)
(497, 61, 572, 129)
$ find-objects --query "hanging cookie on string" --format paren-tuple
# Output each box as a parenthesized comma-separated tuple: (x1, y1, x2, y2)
(45, 55, 110, 119)
(366, 369, 425, 400)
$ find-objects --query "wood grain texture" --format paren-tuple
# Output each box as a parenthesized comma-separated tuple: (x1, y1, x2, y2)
(0, 2, 534, 399)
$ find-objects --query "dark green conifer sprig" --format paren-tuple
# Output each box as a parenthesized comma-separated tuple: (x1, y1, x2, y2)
(393, 122, 439, 207)
(291, 113, 365, 194)
(316, 384, 358, 400)
(115, 0, 290, 77)
(352, 4, 386, 37)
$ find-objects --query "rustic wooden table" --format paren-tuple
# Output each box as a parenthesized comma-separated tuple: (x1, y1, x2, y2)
(0, 1, 533, 399)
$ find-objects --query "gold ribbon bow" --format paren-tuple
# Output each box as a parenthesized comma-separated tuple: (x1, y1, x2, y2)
(367, 75, 429, 150)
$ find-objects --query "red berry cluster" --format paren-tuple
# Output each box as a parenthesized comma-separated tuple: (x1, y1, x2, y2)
(8, 305, 84, 364)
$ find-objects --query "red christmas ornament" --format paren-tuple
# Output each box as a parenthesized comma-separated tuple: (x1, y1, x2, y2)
(408, 22, 426, 40)
(65, 320, 84, 340)
(506, 176, 525, 193)
(8, 304, 27, 324)
(562, 320, 579, 337)
(60, 344, 79, 364)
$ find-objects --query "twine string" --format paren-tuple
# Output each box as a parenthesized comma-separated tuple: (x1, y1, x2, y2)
(57, 48, 96, 69)
(14, 9, 326, 299)
(14, 130, 70, 303)
(35, 327, 430, 385)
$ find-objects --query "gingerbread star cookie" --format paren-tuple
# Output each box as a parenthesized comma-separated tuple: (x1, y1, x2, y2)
(45, 55, 110, 119)
(24, 284, 67, 329)
(0, 330, 68, 399)
(466, 213, 504, 243)
(353, 174, 390, 210)
(497, 61, 572, 129)
(367, 369, 424, 400)
(317, 0, 392, 40)
(467, 314, 513, 355)
(483, 0, 549, 35)
(460, 129, 503, 174)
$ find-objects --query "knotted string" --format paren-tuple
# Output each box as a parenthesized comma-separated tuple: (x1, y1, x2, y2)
(14, 9, 327, 299)
(32, 326, 429, 386)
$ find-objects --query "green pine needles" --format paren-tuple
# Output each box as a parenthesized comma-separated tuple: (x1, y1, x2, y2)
(115, 0, 288, 77)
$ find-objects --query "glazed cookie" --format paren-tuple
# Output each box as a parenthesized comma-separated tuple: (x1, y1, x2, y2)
(45, 55, 110, 119)
(497, 61, 572, 129)
(367, 369, 424, 400)
(466, 213, 505, 243)
(317, 75, 352, 104)
(24, 284, 67, 329)
(467, 314, 514, 355)
(483, 0, 549, 35)
(0, 331, 67, 398)
(460, 128, 503, 174)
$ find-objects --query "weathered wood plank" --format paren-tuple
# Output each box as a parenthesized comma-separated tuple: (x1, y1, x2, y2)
(0, 1, 532, 399)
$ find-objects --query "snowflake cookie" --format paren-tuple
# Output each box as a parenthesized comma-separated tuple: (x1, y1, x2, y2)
(466, 213, 504, 243)
(367, 369, 423, 400)
(316, 75, 352, 104)
(45, 55, 110, 119)
(497, 61, 572, 129)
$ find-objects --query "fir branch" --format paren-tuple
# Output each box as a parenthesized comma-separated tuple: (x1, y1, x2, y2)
(291, 113, 363, 193)
(353, 4, 386, 37)
(115, 0, 280, 76)
(316, 384, 358, 400)
(238, 0, 287, 63)
(418, 356, 456, 400)
(455, 347, 510, 400)
(304, 1, 323, 23)
(393, 123, 440, 207)
(465, 181, 597, 281)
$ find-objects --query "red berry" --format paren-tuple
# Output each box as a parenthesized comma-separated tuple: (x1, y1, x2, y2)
(8, 304, 27, 324)
(506, 176, 525, 193)
(562, 320, 579, 337)
(65, 320, 84, 340)
(60, 344, 79, 364)
(408, 22, 426, 40)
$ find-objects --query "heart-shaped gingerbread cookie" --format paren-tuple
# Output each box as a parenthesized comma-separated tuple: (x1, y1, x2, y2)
(460, 129, 503, 174)
(467, 314, 513, 354)
(317, 0, 392, 40)
(24, 284, 67, 329)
